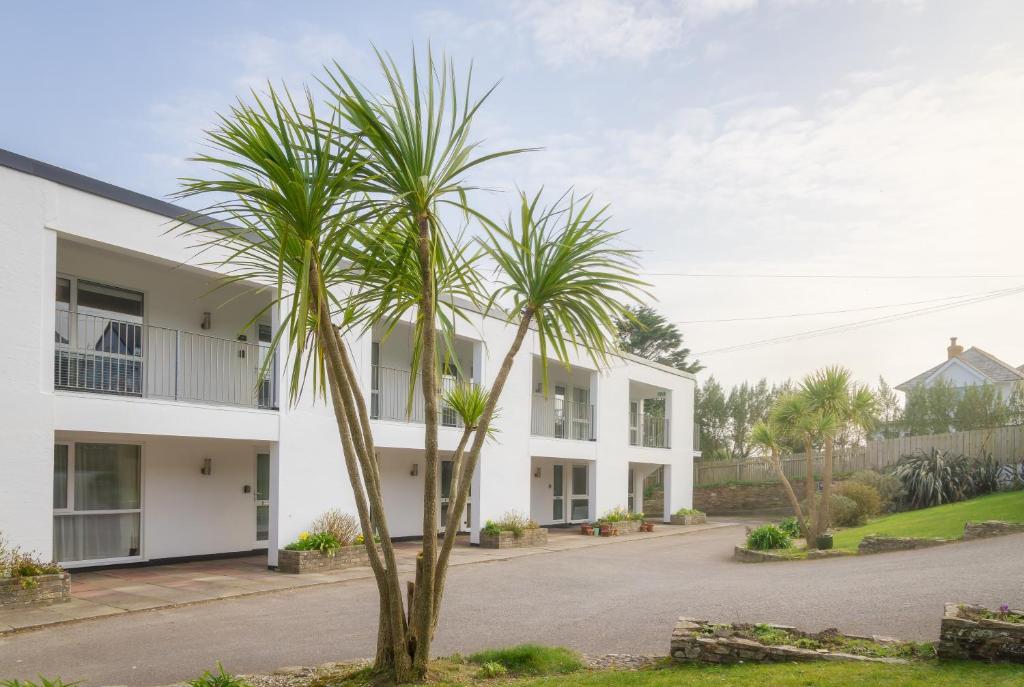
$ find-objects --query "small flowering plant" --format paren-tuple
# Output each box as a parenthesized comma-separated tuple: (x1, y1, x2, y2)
(960, 603, 1024, 624)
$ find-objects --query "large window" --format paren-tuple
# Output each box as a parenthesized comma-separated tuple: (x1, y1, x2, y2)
(53, 443, 142, 563)
(54, 277, 145, 395)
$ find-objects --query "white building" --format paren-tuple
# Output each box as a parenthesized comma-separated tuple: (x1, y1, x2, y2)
(896, 337, 1024, 399)
(0, 148, 697, 569)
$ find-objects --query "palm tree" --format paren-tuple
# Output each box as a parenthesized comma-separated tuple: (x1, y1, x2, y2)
(750, 419, 807, 537)
(801, 367, 877, 538)
(771, 393, 819, 505)
(178, 50, 644, 683)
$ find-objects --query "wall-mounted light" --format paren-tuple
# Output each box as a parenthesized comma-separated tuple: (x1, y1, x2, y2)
(410, 463, 419, 477)
(201, 312, 212, 330)
(200, 457, 212, 475)
(533, 467, 542, 478)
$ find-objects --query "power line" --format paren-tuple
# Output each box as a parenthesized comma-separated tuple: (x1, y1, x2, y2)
(676, 287, 1013, 324)
(644, 272, 1024, 280)
(695, 285, 1024, 357)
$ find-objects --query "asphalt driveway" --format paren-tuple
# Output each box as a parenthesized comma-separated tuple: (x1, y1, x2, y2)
(2, 524, 1022, 685)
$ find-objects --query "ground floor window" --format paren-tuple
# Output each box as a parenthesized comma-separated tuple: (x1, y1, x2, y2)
(53, 442, 142, 563)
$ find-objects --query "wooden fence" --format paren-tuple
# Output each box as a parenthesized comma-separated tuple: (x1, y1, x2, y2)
(694, 425, 1024, 487)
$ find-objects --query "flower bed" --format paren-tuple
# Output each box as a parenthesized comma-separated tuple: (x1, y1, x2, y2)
(0, 572, 70, 607)
(277, 544, 370, 574)
(670, 508, 707, 525)
(671, 617, 927, 665)
(0, 534, 68, 607)
(479, 527, 548, 549)
(938, 603, 1024, 663)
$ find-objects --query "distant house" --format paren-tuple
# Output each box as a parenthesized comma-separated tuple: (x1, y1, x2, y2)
(896, 337, 1024, 398)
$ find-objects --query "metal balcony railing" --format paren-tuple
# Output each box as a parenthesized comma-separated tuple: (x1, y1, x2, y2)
(370, 364, 470, 428)
(54, 309, 276, 409)
(629, 412, 671, 449)
(694, 422, 701, 452)
(530, 395, 596, 440)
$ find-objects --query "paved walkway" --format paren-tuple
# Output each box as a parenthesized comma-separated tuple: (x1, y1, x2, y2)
(0, 522, 725, 634)
(5, 525, 1021, 686)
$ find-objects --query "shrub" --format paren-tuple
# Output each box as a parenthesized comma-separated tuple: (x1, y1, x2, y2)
(1, 679, 79, 687)
(777, 516, 802, 539)
(353, 532, 380, 545)
(893, 449, 972, 509)
(468, 645, 584, 676)
(493, 510, 530, 537)
(800, 494, 867, 528)
(0, 532, 62, 580)
(475, 661, 508, 679)
(838, 482, 881, 517)
(746, 524, 790, 551)
(674, 507, 704, 517)
(481, 520, 501, 536)
(283, 531, 340, 554)
(186, 663, 248, 687)
(598, 506, 630, 523)
(309, 509, 359, 546)
(627, 511, 646, 521)
(849, 470, 903, 510)
(829, 494, 866, 527)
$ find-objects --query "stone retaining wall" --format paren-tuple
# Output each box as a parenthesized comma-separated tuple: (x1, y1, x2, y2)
(0, 573, 71, 607)
(277, 545, 370, 574)
(857, 535, 950, 555)
(671, 617, 902, 665)
(695, 480, 844, 515)
(479, 527, 548, 549)
(938, 603, 1024, 663)
(670, 513, 707, 525)
(963, 520, 1024, 540)
(733, 546, 789, 563)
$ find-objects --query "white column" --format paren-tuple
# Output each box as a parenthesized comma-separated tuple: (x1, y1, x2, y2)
(267, 444, 282, 568)
(469, 460, 482, 544)
(662, 464, 672, 523)
(588, 370, 600, 441)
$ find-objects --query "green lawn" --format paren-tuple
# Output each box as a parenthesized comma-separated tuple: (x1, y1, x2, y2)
(832, 490, 1024, 551)
(513, 661, 1024, 687)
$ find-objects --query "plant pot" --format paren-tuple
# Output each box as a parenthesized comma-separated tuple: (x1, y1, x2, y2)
(815, 533, 834, 550)
(580, 524, 594, 536)
(599, 524, 618, 537)
(640, 522, 654, 532)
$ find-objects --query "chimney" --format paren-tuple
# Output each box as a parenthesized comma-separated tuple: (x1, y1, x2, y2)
(947, 336, 964, 359)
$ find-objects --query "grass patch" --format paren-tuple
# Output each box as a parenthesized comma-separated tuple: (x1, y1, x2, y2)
(513, 661, 1024, 686)
(468, 644, 584, 676)
(832, 491, 1024, 551)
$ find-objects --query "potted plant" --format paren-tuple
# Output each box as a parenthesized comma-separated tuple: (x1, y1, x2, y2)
(580, 522, 594, 536)
(815, 532, 834, 550)
(641, 520, 655, 532)
(598, 521, 618, 536)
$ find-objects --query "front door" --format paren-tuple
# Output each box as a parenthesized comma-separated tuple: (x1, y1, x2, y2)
(255, 453, 270, 544)
(552, 464, 565, 523)
(439, 460, 470, 532)
(550, 463, 589, 524)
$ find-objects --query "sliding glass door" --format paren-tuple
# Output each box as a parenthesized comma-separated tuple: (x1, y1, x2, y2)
(53, 443, 142, 564)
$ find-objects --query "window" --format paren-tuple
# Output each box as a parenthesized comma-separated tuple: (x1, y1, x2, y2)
(52, 443, 142, 563)
(572, 388, 591, 440)
(53, 445, 68, 510)
(54, 277, 145, 395)
(570, 464, 589, 521)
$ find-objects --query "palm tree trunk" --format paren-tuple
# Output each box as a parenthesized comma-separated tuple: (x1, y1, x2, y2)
(817, 436, 835, 538)
(770, 450, 807, 538)
(802, 435, 818, 544)
(309, 264, 412, 680)
(411, 214, 440, 675)
(431, 309, 535, 623)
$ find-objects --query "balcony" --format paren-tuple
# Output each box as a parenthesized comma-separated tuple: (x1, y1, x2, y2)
(629, 412, 671, 449)
(54, 309, 276, 410)
(370, 364, 471, 428)
(531, 395, 595, 440)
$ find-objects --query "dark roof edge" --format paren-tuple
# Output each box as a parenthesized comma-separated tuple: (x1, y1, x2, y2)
(0, 147, 206, 224)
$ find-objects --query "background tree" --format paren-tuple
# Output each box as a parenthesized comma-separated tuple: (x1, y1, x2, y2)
(1008, 383, 1024, 426)
(953, 384, 1009, 431)
(694, 376, 729, 460)
(874, 376, 904, 438)
(616, 305, 703, 374)
(903, 380, 958, 435)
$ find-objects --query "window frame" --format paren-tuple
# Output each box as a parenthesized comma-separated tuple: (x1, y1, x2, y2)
(52, 440, 146, 567)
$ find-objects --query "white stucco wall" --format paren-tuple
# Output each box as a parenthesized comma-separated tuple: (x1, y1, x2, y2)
(0, 159, 697, 565)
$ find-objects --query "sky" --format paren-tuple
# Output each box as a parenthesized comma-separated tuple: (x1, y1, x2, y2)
(3, 1, 1024, 390)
